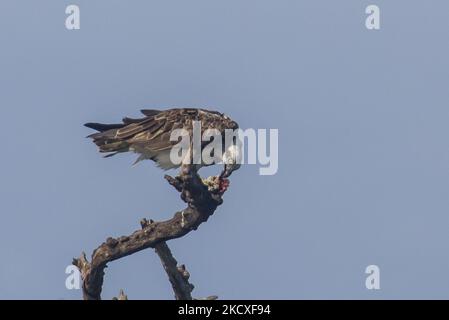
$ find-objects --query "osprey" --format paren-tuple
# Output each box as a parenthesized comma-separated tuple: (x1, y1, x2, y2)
(85, 108, 241, 182)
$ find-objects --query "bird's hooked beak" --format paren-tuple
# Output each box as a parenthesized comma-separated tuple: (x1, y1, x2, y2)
(220, 162, 241, 179)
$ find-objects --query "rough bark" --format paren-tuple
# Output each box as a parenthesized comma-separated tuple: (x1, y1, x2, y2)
(73, 164, 225, 300)
(154, 242, 194, 300)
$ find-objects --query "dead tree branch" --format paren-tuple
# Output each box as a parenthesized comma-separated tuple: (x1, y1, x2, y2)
(72, 165, 225, 300)
(112, 289, 128, 300)
(154, 242, 194, 300)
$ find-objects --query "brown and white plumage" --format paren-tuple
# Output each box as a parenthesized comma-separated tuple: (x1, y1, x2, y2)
(85, 108, 239, 173)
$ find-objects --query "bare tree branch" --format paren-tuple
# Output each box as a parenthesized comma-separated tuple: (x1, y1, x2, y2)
(154, 242, 194, 300)
(112, 289, 128, 300)
(73, 165, 225, 300)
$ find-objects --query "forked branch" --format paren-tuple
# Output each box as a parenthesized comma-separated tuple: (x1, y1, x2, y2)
(73, 165, 225, 300)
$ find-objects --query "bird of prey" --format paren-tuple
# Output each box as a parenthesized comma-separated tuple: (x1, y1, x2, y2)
(85, 108, 241, 189)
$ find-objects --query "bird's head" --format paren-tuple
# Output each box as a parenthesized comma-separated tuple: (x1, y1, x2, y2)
(222, 113, 239, 130)
(220, 144, 241, 178)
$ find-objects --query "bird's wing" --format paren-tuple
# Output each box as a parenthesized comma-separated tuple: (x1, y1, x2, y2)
(85, 108, 238, 168)
(118, 109, 190, 153)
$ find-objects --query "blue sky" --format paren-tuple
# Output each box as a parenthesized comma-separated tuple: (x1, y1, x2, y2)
(1, 1, 449, 299)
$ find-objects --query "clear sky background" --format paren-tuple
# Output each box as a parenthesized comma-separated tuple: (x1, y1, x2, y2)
(1, 1, 449, 299)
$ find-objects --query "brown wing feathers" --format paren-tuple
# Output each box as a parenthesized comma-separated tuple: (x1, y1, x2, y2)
(84, 109, 163, 156)
(85, 108, 239, 163)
